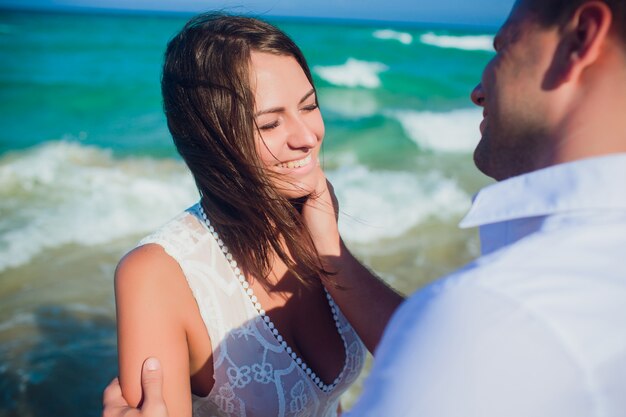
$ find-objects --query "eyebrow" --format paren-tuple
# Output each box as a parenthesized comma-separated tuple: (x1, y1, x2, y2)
(254, 88, 316, 117)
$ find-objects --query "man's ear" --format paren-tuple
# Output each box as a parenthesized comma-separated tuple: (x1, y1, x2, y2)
(559, 1, 613, 83)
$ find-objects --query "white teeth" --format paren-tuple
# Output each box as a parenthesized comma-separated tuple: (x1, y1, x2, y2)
(277, 154, 312, 169)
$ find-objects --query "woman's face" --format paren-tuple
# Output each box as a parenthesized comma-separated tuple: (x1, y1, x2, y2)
(250, 51, 325, 199)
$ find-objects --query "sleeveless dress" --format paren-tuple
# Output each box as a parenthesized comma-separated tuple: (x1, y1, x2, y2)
(138, 203, 366, 417)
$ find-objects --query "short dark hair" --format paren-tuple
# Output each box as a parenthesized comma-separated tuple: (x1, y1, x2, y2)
(525, 0, 626, 44)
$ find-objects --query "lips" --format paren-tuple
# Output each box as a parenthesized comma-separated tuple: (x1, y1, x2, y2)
(275, 154, 312, 169)
(479, 108, 488, 134)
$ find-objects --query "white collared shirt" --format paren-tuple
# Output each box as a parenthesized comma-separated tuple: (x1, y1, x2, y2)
(348, 154, 626, 417)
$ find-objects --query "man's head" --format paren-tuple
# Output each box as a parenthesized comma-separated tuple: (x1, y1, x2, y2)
(471, 0, 626, 180)
(526, 0, 626, 44)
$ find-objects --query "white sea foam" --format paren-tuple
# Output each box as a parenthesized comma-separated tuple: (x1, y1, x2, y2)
(0, 141, 469, 270)
(420, 32, 494, 52)
(373, 29, 413, 45)
(313, 58, 389, 89)
(328, 165, 469, 243)
(0, 312, 36, 333)
(386, 108, 482, 153)
(0, 141, 197, 273)
(318, 88, 380, 118)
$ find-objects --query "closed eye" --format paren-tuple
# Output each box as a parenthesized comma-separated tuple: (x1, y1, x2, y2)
(259, 120, 280, 130)
(301, 103, 319, 112)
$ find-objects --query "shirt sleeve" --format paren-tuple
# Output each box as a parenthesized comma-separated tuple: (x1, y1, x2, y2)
(345, 274, 593, 417)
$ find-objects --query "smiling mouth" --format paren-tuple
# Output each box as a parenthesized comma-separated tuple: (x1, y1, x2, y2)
(275, 154, 312, 169)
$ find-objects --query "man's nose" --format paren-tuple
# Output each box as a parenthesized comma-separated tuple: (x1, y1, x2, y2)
(471, 83, 485, 107)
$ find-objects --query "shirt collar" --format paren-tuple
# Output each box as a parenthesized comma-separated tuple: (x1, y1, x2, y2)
(459, 153, 626, 229)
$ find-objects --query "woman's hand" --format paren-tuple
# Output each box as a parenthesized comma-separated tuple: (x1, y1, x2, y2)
(302, 166, 405, 353)
(103, 358, 169, 417)
(302, 167, 341, 257)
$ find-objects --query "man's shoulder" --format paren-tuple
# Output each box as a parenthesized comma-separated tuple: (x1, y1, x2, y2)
(357, 242, 626, 417)
(470, 218, 626, 301)
(401, 220, 626, 332)
(384, 223, 626, 394)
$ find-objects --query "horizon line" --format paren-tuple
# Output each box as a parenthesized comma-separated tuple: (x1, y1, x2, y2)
(0, 4, 502, 31)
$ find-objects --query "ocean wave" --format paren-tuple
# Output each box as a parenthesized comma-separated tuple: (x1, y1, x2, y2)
(420, 32, 494, 52)
(0, 141, 198, 273)
(329, 165, 469, 243)
(313, 58, 389, 89)
(0, 141, 469, 271)
(0, 312, 36, 333)
(386, 108, 482, 153)
(318, 88, 380, 118)
(373, 29, 413, 45)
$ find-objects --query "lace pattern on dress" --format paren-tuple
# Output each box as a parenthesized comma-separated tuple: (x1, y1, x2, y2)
(138, 203, 366, 417)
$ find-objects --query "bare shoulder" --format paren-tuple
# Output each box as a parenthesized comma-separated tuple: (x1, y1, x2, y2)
(115, 241, 187, 299)
(116, 243, 180, 278)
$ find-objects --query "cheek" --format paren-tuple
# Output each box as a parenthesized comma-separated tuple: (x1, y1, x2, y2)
(256, 134, 280, 166)
(312, 112, 325, 144)
(482, 59, 500, 97)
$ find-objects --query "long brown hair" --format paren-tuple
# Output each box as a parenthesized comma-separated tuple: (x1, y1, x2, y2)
(161, 13, 327, 287)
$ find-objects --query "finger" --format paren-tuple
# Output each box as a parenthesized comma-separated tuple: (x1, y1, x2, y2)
(102, 377, 124, 408)
(140, 357, 168, 415)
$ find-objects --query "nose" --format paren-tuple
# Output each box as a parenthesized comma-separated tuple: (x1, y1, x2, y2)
(471, 82, 485, 107)
(287, 116, 318, 150)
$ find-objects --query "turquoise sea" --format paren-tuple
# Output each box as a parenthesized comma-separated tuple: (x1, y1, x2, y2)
(0, 9, 495, 416)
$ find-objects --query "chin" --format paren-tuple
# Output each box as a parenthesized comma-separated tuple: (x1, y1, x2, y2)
(473, 139, 500, 180)
(473, 139, 489, 174)
(474, 155, 505, 180)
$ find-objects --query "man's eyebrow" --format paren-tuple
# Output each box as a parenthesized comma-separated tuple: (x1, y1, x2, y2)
(255, 89, 316, 117)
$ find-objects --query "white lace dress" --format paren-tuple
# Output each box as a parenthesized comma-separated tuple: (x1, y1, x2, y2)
(138, 203, 366, 417)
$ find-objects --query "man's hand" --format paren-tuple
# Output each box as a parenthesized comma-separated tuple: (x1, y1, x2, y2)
(102, 358, 169, 417)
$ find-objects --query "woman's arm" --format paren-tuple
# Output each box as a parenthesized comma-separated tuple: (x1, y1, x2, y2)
(115, 244, 194, 416)
(302, 169, 405, 353)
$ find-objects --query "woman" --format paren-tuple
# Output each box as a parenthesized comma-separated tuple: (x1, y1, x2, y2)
(114, 13, 402, 417)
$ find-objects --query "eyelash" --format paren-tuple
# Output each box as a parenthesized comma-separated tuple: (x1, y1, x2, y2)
(259, 121, 279, 130)
(257, 103, 319, 131)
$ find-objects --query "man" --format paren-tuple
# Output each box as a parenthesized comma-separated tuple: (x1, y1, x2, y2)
(103, 0, 626, 415)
